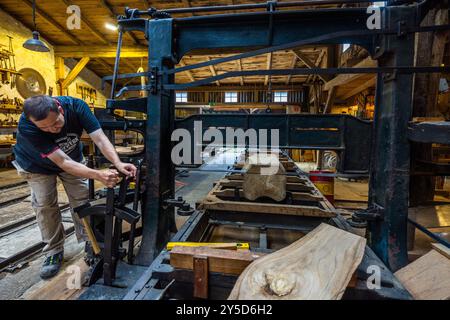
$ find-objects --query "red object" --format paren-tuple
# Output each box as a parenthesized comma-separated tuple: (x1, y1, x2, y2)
(309, 170, 335, 204)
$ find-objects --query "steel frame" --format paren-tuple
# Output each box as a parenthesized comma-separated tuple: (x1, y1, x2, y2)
(99, 0, 450, 273)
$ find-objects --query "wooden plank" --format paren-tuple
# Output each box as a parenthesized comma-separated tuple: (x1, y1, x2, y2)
(323, 57, 376, 91)
(340, 76, 376, 100)
(394, 249, 450, 300)
(200, 195, 334, 217)
(193, 255, 209, 299)
(54, 46, 148, 58)
(170, 246, 264, 275)
(293, 49, 331, 83)
(61, 57, 90, 89)
(228, 223, 366, 300)
(264, 52, 272, 86)
(23, 257, 88, 300)
(431, 243, 450, 260)
(55, 56, 65, 95)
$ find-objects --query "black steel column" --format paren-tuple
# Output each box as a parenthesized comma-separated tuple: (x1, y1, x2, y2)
(368, 6, 416, 271)
(135, 19, 176, 265)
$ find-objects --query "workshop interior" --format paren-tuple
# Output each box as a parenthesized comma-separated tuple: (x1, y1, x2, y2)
(0, 0, 449, 301)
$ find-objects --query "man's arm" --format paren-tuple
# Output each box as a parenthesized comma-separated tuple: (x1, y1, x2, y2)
(89, 129, 137, 178)
(47, 149, 119, 188)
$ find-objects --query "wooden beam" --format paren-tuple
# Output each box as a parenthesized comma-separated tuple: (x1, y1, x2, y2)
(206, 57, 220, 86)
(21, 0, 80, 45)
(306, 49, 326, 84)
(236, 59, 245, 86)
(55, 56, 65, 95)
(60, 0, 109, 45)
(61, 57, 90, 90)
(179, 60, 195, 82)
(293, 49, 331, 82)
(96, 58, 115, 74)
(170, 246, 264, 276)
(323, 57, 376, 91)
(264, 52, 272, 86)
(54, 46, 147, 58)
(286, 52, 298, 85)
(324, 86, 336, 114)
(340, 77, 376, 100)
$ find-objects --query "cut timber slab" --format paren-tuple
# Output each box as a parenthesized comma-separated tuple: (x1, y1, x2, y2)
(242, 155, 287, 202)
(395, 249, 450, 300)
(170, 246, 264, 275)
(228, 223, 366, 300)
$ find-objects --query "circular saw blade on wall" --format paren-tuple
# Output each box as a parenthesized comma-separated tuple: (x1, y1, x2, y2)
(16, 68, 46, 99)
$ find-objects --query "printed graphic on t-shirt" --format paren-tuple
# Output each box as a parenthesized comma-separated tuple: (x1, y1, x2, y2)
(55, 133, 79, 155)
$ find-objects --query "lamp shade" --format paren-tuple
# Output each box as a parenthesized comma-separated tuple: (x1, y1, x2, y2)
(23, 31, 50, 52)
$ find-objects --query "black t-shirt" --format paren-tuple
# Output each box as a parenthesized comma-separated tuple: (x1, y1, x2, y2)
(13, 96, 101, 174)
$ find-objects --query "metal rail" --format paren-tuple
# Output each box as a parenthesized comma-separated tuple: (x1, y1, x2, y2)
(126, 0, 394, 16)
(0, 225, 75, 272)
(408, 218, 450, 249)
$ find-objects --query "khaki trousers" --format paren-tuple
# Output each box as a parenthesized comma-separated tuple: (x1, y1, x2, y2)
(13, 161, 89, 256)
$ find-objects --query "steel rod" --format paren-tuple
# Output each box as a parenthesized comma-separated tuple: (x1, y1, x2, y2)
(408, 218, 450, 249)
(132, 1, 379, 16)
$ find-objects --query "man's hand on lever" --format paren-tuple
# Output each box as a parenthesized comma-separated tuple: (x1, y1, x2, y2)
(114, 161, 137, 178)
(96, 169, 120, 188)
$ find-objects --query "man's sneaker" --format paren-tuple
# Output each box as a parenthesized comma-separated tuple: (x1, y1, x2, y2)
(40, 251, 64, 279)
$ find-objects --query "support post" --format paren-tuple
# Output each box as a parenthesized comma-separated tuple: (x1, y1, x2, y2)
(135, 19, 176, 265)
(368, 6, 416, 271)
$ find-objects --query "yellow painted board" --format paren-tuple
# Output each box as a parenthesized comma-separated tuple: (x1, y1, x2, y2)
(167, 242, 249, 251)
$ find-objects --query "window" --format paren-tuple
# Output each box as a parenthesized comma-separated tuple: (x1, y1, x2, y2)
(225, 92, 238, 103)
(176, 92, 188, 103)
(273, 91, 288, 103)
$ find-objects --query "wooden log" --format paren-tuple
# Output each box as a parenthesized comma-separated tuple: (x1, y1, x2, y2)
(394, 249, 450, 300)
(170, 246, 264, 275)
(242, 155, 287, 201)
(228, 223, 366, 300)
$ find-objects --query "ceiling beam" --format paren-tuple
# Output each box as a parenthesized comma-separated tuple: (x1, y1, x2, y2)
(96, 58, 115, 74)
(55, 46, 147, 58)
(206, 57, 220, 86)
(306, 49, 326, 84)
(340, 76, 376, 100)
(60, 0, 109, 45)
(323, 57, 376, 91)
(293, 49, 332, 83)
(236, 59, 245, 86)
(286, 52, 298, 85)
(179, 60, 195, 82)
(264, 52, 272, 86)
(61, 57, 90, 89)
(20, 0, 80, 45)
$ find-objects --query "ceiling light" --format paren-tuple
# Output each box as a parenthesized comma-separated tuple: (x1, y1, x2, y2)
(23, 0, 50, 52)
(105, 23, 118, 31)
